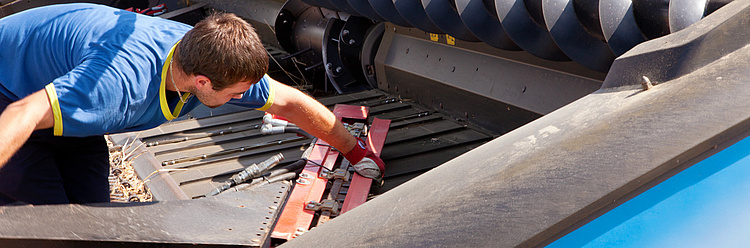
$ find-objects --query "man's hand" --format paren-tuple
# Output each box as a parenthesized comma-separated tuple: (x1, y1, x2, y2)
(343, 137, 385, 180)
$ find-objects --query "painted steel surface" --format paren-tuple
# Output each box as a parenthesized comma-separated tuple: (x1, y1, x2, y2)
(270, 139, 339, 240)
(549, 135, 750, 247)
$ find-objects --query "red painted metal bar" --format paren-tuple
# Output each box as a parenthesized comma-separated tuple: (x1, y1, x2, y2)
(271, 105, 369, 240)
(332, 104, 369, 120)
(341, 117, 390, 214)
(270, 143, 334, 240)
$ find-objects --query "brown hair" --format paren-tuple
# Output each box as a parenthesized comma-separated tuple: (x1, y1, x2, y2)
(176, 12, 268, 90)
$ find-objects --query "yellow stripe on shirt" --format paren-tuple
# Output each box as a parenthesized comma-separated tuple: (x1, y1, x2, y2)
(44, 83, 63, 136)
(256, 80, 275, 111)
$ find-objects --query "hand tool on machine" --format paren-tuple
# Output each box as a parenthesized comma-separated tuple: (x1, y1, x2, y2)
(205, 153, 285, 196)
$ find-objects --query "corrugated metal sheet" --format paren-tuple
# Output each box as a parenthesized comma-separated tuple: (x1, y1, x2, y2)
(112, 90, 496, 200)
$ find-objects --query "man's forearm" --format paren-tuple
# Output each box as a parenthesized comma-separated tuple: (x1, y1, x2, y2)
(264, 81, 386, 179)
(0, 90, 54, 168)
(265, 82, 357, 154)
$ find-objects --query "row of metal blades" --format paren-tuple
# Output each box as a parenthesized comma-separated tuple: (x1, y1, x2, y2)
(297, 0, 732, 72)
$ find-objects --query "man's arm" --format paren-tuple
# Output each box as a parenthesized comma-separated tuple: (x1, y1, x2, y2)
(264, 80, 385, 180)
(265, 81, 357, 154)
(0, 89, 54, 168)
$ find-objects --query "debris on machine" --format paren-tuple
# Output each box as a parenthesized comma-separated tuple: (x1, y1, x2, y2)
(106, 135, 153, 203)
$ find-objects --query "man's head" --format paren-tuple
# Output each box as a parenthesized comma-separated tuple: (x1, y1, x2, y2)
(176, 12, 268, 92)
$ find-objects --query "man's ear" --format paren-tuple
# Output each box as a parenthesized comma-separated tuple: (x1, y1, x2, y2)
(194, 75, 212, 90)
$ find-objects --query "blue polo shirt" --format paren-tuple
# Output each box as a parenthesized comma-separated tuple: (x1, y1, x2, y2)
(0, 3, 273, 137)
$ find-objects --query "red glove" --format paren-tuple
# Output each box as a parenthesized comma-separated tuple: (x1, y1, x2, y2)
(343, 137, 385, 179)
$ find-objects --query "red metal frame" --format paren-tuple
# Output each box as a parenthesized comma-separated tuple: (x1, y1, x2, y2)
(271, 104, 370, 240)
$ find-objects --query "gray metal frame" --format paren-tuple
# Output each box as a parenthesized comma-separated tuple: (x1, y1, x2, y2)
(0, 182, 291, 247)
(374, 24, 604, 133)
(282, 0, 750, 247)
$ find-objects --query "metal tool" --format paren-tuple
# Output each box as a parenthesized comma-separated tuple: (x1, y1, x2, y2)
(205, 153, 285, 196)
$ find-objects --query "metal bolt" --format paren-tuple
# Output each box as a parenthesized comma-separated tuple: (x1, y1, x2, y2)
(300, 172, 312, 178)
(342, 29, 350, 35)
(335, 67, 343, 73)
(251, 238, 261, 243)
(296, 178, 309, 185)
(641, 76, 654, 91)
(326, 63, 332, 68)
(349, 39, 355, 45)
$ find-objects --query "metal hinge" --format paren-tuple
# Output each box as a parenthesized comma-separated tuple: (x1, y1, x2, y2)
(318, 168, 351, 181)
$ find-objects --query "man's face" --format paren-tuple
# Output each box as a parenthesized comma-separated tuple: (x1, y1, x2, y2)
(194, 80, 253, 108)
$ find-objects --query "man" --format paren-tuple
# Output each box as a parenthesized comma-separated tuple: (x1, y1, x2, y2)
(0, 3, 383, 205)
